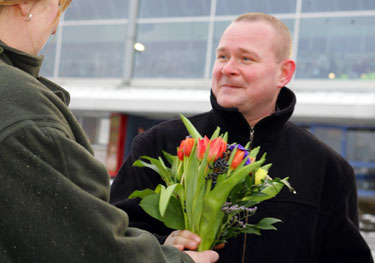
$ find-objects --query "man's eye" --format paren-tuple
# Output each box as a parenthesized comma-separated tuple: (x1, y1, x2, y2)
(217, 55, 227, 60)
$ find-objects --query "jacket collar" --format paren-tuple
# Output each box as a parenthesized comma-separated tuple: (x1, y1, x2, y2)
(0, 40, 43, 78)
(210, 87, 296, 145)
(0, 40, 71, 105)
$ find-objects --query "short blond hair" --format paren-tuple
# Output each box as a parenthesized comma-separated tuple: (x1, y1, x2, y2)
(234, 13, 292, 62)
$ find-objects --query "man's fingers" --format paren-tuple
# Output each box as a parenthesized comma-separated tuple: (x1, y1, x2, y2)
(172, 236, 199, 250)
(172, 244, 184, 251)
(184, 250, 219, 263)
(177, 230, 201, 242)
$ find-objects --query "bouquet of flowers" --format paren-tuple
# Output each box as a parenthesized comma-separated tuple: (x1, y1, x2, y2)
(129, 114, 295, 251)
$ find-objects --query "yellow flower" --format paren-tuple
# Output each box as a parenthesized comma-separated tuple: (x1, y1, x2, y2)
(254, 168, 267, 185)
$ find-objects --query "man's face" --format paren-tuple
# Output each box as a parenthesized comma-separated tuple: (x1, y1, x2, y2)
(212, 21, 287, 123)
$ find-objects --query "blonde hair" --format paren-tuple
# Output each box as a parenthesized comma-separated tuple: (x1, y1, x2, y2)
(0, 0, 72, 13)
(234, 13, 292, 62)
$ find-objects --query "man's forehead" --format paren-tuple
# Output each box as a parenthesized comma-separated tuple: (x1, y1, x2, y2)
(218, 21, 276, 46)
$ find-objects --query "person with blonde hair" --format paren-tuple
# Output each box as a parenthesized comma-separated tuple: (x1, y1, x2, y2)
(0, 1, 219, 262)
(111, 13, 373, 263)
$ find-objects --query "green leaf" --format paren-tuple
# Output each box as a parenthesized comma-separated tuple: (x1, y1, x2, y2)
(162, 150, 175, 166)
(242, 226, 261, 235)
(139, 193, 185, 230)
(180, 113, 202, 139)
(128, 188, 155, 199)
(261, 163, 272, 171)
(280, 177, 296, 193)
(249, 146, 260, 159)
(133, 159, 160, 173)
(209, 127, 221, 140)
(216, 173, 226, 186)
(183, 148, 199, 229)
(256, 217, 282, 230)
(191, 184, 206, 233)
(135, 156, 173, 186)
(222, 132, 228, 143)
(154, 184, 163, 194)
(139, 194, 163, 222)
(159, 184, 179, 217)
(163, 196, 185, 230)
(260, 181, 284, 198)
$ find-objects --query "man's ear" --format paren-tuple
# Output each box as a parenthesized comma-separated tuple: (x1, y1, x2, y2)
(17, 1, 33, 17)
(277, 59, 296, 88)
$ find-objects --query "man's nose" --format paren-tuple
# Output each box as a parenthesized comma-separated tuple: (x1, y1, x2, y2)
(221, 58, 240, 76)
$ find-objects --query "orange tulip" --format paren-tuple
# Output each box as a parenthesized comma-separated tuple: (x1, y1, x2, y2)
(208, 137, 227, 163)
(177, 137, 195, 161)
(197, 136, 210, 160)
(230, 150, 245, 169)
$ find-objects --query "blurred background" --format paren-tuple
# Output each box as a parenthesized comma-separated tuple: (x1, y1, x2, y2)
(40, 0, 374, 255)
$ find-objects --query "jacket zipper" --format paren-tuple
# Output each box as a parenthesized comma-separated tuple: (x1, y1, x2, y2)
(242, 127, 255, 263)
(249, 128, 255, 150)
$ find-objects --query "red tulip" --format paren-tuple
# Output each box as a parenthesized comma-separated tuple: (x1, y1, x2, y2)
(177, 137, 195, 161)
(208, 137, 227, 162)
(197, 136, 210, 160)
(230, 150, 245, 169)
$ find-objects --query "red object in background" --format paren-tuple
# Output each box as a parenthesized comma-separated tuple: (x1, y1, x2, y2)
(106, 114, 127, 178)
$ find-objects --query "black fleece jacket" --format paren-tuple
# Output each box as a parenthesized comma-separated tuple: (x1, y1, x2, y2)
(110, 87, 373, 263)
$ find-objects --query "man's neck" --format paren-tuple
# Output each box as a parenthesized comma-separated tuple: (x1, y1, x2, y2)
(244, 104, 278, 128)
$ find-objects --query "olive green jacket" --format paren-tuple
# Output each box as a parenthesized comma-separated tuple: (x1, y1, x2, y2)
(0, 41, 192, 263)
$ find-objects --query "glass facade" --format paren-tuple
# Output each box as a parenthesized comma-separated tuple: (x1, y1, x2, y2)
(42, 0, 375, 81)
(302, 0, 375, 12)
(65, 0, 129, 20)
(216, 0, 297, 15)
(134, 22, 209, 78)
(138, 0, 211, 18)
(59, 25, 126, 77)
(296, 16, 375, 79)
(39, 0, 375, 82)
(39, 1, 374, 200)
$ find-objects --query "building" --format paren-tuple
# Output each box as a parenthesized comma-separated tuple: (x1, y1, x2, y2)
(40, 0, 374, 209)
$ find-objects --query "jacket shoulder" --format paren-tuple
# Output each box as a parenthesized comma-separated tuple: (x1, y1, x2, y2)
(287, 122, 352, 170)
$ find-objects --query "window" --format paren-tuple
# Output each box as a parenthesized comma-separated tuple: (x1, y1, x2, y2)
(59, 25, 126, 78)
(296, 16, 375, 80)
(216, 0, 296, 15)
(302, 0, 375, 12)
(40, 37, 57, 77)
(134, 22, 209, 78)
(139, 0, 211, 18)
(307, 124, 375, 195)
(313, 126, 343, 155)
(347, 129, 375, 163)
(65, 0, 129, 20)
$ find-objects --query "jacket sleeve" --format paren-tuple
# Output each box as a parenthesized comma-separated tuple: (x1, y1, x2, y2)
(110, 132, 173, 242)
(318, 162, 373, 263)
(0, 123, 192, 263)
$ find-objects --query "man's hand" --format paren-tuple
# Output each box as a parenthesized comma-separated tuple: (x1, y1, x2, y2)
(165, 230, 226, 251)
(184, 250, 219, 263)
(164, 230, 201, 251)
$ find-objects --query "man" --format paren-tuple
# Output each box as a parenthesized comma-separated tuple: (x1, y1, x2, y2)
(110, 13, 373, 263)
